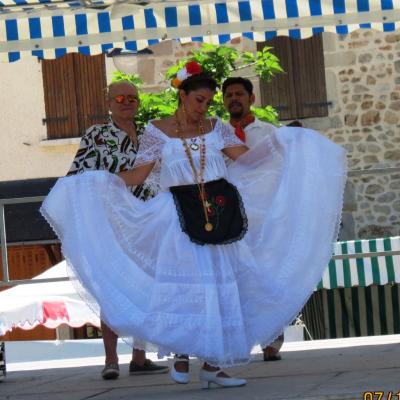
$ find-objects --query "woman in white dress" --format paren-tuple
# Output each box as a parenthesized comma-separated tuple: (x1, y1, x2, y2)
(41, 63, 346, 389)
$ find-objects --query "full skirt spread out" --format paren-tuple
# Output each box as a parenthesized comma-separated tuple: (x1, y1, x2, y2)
(41, 126, 346, 367)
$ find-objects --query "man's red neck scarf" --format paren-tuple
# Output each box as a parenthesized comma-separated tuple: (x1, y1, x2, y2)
(229, 113, 255, 143)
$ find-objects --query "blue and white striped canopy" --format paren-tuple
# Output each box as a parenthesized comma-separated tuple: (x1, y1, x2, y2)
(1, 0, 400, 62)
(0, 0, 83, 14)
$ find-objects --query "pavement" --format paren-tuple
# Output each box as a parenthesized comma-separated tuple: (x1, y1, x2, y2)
(1, 335, 400, 400)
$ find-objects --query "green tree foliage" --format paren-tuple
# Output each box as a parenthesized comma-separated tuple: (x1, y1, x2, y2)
(112, 70, 142, 87)
(112, 43, 283, 127)
(136, 87, 178, 131)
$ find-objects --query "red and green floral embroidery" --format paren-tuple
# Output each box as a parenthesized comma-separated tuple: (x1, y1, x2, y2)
(201, 193, 226, 230)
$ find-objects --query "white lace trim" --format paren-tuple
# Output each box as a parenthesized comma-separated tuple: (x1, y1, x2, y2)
(218, 119, 245, 148)
(134, 119, 243, 170)
(134, 123, 167, 167)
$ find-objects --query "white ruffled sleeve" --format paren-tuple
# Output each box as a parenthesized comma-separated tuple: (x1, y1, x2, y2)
(216, 118, 245, 148)
(134, 123, 166, 167)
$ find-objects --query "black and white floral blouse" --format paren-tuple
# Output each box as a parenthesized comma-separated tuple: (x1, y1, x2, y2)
(67, 117, 160, 200)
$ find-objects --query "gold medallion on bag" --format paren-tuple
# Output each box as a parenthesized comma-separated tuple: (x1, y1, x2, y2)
(205, 223, 213, 232)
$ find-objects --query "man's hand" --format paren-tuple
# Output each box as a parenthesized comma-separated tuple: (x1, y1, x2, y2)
(222, 145, 249, 161)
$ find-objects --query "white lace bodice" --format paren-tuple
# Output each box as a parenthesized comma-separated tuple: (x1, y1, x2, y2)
(134, 118, 243, 191)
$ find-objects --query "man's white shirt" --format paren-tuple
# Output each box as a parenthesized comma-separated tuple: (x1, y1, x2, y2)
(227, 117, 276, 149)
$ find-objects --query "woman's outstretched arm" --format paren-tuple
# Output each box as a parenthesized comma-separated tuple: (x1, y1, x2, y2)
(222, 145, 249, 161)
(118, 162, 156, 186)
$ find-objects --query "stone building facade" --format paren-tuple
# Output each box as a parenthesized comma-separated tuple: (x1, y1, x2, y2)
(318, 30, 400, 239)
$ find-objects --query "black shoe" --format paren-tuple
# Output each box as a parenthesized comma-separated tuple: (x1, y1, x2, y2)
(101, 363, 120, 379)
(263, 353, 282, 361)
(129, 359, 169, 375)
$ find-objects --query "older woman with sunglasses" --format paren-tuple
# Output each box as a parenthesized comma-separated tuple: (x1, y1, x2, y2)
(67, 80, 168, 380)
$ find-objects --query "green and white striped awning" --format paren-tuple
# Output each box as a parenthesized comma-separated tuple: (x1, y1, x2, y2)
(318, 236, 400, 290)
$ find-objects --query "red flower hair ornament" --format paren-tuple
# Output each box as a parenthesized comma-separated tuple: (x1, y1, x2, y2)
(171, 61, 203, 89)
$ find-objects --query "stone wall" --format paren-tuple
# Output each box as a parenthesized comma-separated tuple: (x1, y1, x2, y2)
(319, 30, 400, 239)
(119, 34, 400, 239)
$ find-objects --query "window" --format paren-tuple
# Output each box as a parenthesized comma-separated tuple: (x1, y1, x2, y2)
(42, 53, 108, 139)
(258, 34, 328, 120)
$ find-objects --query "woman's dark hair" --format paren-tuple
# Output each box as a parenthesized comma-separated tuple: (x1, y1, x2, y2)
(222, 77, 253, 96)
(179, 73, 218, 94)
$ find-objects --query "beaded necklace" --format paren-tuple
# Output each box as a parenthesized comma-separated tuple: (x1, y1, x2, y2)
(175, 115, 213, 232)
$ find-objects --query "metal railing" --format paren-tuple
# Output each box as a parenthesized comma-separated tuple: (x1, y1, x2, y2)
(0, 196, 68, 288)
(347, 166, 400, 177)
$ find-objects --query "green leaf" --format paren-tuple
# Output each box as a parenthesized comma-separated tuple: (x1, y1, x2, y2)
(105, 140, 118, 153)
(85, 150, 97, 159)
(252, 106, 280, 124)
(201, 43, 218, 52)
(109, 155, 119, 174)
(111, 71, 143, 87)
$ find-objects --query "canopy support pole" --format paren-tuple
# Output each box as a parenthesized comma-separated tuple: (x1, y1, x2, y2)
(0, 203, 9, 283)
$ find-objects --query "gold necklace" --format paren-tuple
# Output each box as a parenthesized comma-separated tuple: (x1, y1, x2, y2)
(175, 116, 213, 232)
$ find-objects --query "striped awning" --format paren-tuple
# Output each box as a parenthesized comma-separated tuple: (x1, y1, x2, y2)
(318, 236, 400, 290)
(0, 0, 83, 14)
(1, 0, 400, 62)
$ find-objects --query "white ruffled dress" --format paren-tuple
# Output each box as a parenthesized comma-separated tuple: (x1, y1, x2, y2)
(41, 118, 346, 368)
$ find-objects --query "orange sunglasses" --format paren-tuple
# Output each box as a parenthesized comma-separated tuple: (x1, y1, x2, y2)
(113, 94, 139, 104)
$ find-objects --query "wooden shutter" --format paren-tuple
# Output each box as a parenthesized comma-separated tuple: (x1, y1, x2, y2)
(0, 244, 62, 340)
(73, 53, 108, 133)
(258, 37, 297, 121)
(258, 34, 328, 120)
(42, 54, 108, 139)
(0, 244, 61, 284)
(0, 325, 57, 341)
(292, 35, 328, 118)
(42, 54, 79, 139)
